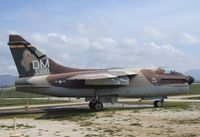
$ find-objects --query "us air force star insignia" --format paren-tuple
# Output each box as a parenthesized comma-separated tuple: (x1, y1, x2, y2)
(58, 80, 63, 84)
(55, 80, 66, 84)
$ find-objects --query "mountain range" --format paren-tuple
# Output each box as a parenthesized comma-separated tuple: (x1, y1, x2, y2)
(0, 69, 200, 86)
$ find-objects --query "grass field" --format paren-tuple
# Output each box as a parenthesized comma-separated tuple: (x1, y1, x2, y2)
(0, 99, 69, 107)
(190, 83, 200, 94)
(0, 88, 70, 107)
(0, 88, 47, 98)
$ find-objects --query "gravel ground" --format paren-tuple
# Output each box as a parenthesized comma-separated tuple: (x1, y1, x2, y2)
(0, 103, 200, 137)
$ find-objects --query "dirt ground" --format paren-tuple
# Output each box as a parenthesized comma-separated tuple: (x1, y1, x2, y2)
(0, 103, 200, 137)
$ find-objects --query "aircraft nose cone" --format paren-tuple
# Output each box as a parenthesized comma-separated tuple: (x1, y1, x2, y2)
(187, 75, 195, 85)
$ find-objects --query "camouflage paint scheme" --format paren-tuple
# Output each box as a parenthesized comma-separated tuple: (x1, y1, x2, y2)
(8, 35, 194, 100)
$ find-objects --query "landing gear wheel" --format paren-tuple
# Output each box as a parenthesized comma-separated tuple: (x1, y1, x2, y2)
(89, 102, 95, 109)
(94, 102, 103, 111)
(154, 100, 163, 107)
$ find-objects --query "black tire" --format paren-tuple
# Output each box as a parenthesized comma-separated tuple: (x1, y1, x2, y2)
(89, 102, 95, 109)
(94, 102, 103, 111)
(154, 100, 163, 107)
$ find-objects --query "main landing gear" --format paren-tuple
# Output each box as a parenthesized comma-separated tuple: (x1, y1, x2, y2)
(153, 99, 164, 107)
(89, 100, 104, 111)
(87, 95, 118, 111)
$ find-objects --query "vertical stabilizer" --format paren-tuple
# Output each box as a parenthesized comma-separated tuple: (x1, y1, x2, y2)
(8, 35, 88, 77)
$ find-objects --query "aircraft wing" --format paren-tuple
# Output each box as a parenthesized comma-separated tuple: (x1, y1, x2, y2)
(68, 69, 137, 85)
(68, 73, 117, 80)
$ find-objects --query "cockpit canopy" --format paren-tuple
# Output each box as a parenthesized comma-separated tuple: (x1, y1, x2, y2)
(157, 67, 181, 75)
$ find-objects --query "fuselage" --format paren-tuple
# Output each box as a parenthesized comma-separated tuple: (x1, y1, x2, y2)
(15, 67, 192, 98)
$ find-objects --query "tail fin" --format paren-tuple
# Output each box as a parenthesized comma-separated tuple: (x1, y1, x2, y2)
(8, 35, 85, 78)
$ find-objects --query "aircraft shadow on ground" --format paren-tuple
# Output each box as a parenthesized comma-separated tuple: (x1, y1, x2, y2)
(37, 108, 96, 120)
(0, 104, 154, 119)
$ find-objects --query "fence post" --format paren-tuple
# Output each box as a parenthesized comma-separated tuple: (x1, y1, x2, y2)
(0, 87, 2, 106)
(25, 93, 29, 111)
(10, 117, 20, 137)
(0, 87, 3, 106)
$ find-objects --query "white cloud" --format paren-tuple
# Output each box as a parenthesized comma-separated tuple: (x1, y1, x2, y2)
(35, 32, 192, 70)
(0, 41, 3, 46)
(60, 53, 71, 60)
(76, 23, 88, 35)
(92, 37, 116, 51)
(181, 33, 200, 45)
(43, 33, 193, 69)
(141, 27, 167, 43)
(47, 33, 68, 42)
(7, 65, 17, 71)
(143, 27, 163, 37)
(8, 30, 20, 35)
(31, 33, 48, 43)
(45, 33, 91, 51)
(123, 38, 138, 46)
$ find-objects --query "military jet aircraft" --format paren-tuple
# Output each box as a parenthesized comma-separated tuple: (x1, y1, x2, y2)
(7, 35, 194, 111)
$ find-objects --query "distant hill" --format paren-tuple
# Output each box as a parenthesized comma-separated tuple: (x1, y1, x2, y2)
(0, 75, 18, 87)
(185, 69, 200, 82)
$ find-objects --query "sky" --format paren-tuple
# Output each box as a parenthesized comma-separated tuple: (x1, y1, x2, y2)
(0, 0, 200, 75)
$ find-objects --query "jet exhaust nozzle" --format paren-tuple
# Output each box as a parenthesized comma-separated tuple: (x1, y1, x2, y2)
(187, 75, 195, 85)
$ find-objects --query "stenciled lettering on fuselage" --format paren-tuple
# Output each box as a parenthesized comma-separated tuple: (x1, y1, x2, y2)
(32, 59, 50, 75)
